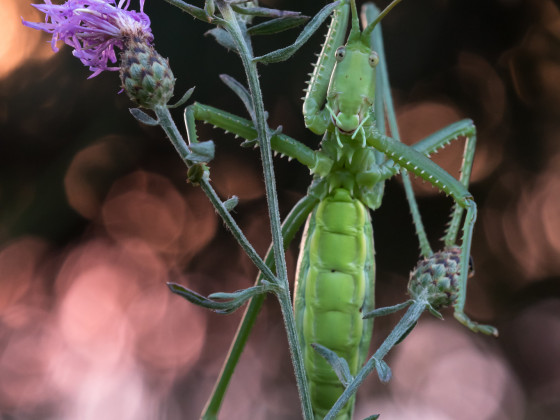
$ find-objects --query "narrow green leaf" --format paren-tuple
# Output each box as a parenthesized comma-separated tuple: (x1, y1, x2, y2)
(129, 108, 158, 126)
(219, 74, 253, 117)
(208, 286, 265, 301)
(162, 0, 210, 22)
(167, 283, 228, 312)
(374, 358, 392, 383)
(427, 303, 444, 320)
(363, 300, 413, 319)
(204, 0, 215, 18)
(188, 140, 215, 163)
(168, 283, 273, 314)
(253, 1, 340, 64)
(231, 4, 302, 18)
(167, 86, 195, 109)
(209, 283, 279, 301)
(475, 323, 500, 337)
(362, 415, 380, 420)
(311, 343, 353, 387)
(223, 196, 239, 212)
(247, 16, 309, 36)
(206, 27, 238, 52)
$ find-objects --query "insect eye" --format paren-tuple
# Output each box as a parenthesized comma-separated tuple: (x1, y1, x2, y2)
(369, 51, 379, 67)
(335, 46, 346, 62)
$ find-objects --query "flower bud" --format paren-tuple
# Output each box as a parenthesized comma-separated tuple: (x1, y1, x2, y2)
(120, 37, 175, 108)
(408, 248, 465, 309)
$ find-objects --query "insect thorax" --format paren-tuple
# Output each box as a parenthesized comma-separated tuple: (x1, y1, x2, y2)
(318, 130, 385, 210)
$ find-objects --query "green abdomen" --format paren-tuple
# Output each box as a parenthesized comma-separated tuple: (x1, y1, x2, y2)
(294, 189, 375, 419)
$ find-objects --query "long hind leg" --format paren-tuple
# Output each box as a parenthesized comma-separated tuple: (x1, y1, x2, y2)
(362, 2, 432, 258)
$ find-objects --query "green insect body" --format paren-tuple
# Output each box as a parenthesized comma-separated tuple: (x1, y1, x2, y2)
(182, 0, 498, 418)
(294, 188, 375, 419)
(293, 5, 391, 417)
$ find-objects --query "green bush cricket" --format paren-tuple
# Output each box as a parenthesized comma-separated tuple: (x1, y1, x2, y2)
(178, 0, 498, 418)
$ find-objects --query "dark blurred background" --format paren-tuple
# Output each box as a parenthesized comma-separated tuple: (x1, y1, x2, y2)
(1, 0, 560, 418)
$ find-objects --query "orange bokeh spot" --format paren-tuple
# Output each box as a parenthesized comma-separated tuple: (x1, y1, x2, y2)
(1, 0, 55, 79)
(102, 170, 217, 263)
(0, 236, 49, 315)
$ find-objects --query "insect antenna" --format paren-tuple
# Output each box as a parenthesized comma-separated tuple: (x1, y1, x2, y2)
(362, 0, 403, 39)
(348, 0, 361, 42)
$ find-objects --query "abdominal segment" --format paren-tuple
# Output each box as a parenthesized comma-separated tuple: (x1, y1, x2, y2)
(294, 188, 375, 419)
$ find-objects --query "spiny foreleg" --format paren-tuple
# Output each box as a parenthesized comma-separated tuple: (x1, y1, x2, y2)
(184, 102, 333, 176)
(302, 1, 349, 135)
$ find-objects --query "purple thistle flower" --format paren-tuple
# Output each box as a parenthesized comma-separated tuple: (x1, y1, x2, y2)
(23, 0, 154, 78)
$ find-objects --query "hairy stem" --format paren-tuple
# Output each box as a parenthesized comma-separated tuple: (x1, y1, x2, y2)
(154, 105, 276, 283)
(215, 2, 313, 418)
(324, 301, 427, 420)
(202, 195, 317, 419)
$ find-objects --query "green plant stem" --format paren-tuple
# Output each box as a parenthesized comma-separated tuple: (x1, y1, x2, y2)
(153, 105, 276, 284)
(217, 3, 288, 293)
(324, 300, 428, 420)
(201, 194, 317, 419)
(215, 2, 313, 418)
